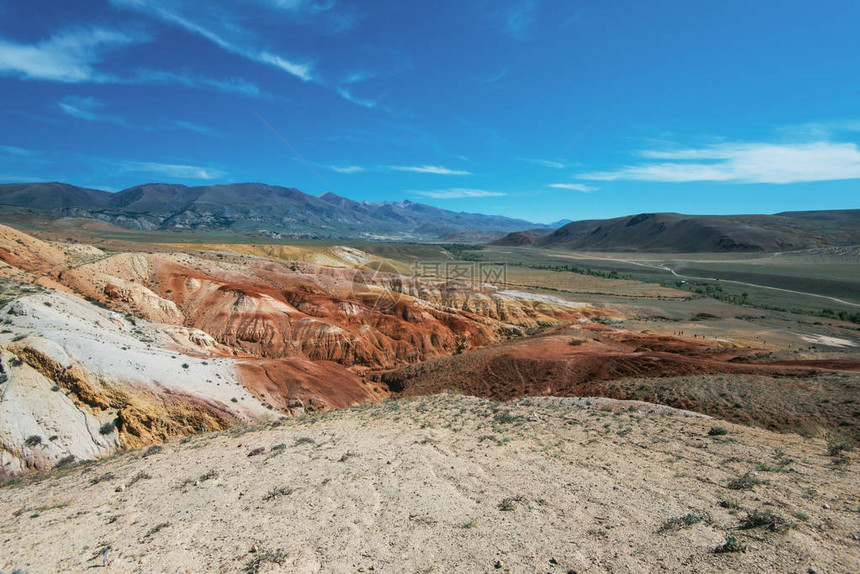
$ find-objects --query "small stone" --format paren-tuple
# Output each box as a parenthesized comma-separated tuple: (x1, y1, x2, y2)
(494, 560, 503, 569)
(115, 484, 125, 492)
(549, 558, 558, 565)
(822, 503, 830, 509)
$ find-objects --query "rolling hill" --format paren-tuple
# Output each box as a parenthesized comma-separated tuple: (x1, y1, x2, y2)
(491, 211, 860, 252)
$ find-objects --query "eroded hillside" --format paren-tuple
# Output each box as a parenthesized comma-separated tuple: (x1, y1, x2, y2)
(0, 225, 606, 472)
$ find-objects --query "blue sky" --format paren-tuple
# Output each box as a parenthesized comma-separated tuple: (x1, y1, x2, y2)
(1, 0, 859, 223)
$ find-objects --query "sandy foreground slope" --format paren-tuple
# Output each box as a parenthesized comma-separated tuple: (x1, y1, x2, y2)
(1, 394, 857, 573)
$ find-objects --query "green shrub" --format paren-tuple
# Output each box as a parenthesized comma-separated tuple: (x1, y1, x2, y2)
(714, 535, 745, 553)
(727, 472, 761, 490)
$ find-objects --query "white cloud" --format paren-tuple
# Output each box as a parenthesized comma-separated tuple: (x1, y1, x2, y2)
(116, 160, 226, 180)
(582, 141, 860, 184)
(0, 174, 46, 183)
(112, 0, 315, 82)
(390, 165, 472, 175)
(479, 68, 507, 83)
(414, 188, 505, 199)
(58, 96, 129, 126)
(0, 145, 32, 157)
(548, 183, 596, 193)
(522, 157, 566, 169)
(336, 87, 379, 109)
(342, 70, 373, 84)
(328, 165, 366, 174)
(0, 25, 263, 98)
(171, 120, 215, 136)
(258, 52, 314, 82)
(0, 28, 138, 83)
(132, 69, 263, 97)
(501, 0, 540, 39)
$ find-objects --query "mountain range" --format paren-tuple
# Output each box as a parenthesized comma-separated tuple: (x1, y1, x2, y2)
(2, 181, 858, 251)
(0, 181, 544, 240)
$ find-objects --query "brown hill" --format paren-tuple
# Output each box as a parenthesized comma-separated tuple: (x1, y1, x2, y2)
(492, 210, 860, 252)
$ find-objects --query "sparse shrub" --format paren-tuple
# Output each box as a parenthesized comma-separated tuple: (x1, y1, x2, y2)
(129, 471, 151, 486)
(826, 440, 855, 457)
(143, 444, 163, 458)
(493, 411, 519, 425)
(708, 426, 729, 436)
(498, 495, 525, 511)
(55, 455, 76, 468)
(244, 549, 287, 574)
(294, 436, 315, 446)
(755, 460, 791, 472)
(141, 522, 170, 540)
(24, 435, 42, 447)
(658, 513, 702, 532)
(89, 471, 115, 486)
(461, 518, 477, 528)
(199, 469, 218, 482)
(739, 508, 791, 532)
(714, 535, 745, 553)
(248, 447, 265, 457)
(99, 421, 116, 435)
(793, 511, 809, 521)
(719, 497, 740, 511)
(50, 385, 60, 392)
(270, 443, 287, 451)
(181, 363, 189, 369)
(727, 472, 761, 490)
(568, 338, 585, 346)
(263, 486, 293, 501)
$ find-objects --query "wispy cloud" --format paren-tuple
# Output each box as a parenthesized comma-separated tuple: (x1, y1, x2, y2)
(0, 173, 46, 183)
(336, 87, 380, 109)
(583, 141, 860, 184)
(131, 69, 264, 98)
(112, 0, 314, 82)
(413, 188, 505, 199)
(264, 0, 357, 32)
(0, 27, 139, 83)
(390, 164, 472, 175)
(548, 183, 596, 192)
(170, 120, 216, 136)
(521, 157, 566, 169)
(0, 25, 264, 98)
(0, 145, 32, 157)
(328, 164, 366, 174)
(58, 96, 129, 126)
(114, 159, 226, 180)
(780, 119, 860, 140)
(500, 0, 540, 39)
(342, 70, 374, 84)
(478, 68, 507, 83)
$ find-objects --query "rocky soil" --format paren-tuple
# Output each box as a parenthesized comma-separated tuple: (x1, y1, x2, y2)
(1, 394, 858, 573)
